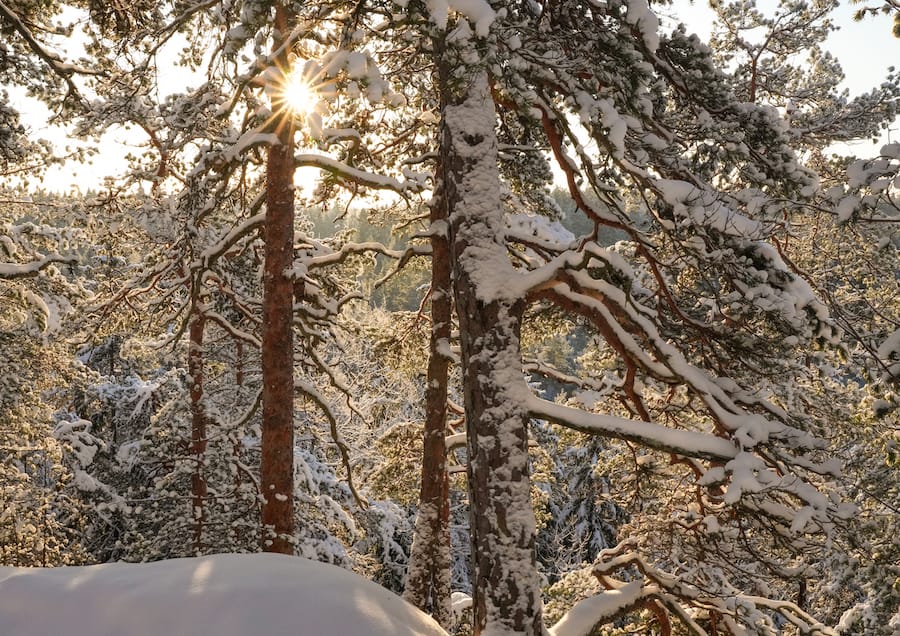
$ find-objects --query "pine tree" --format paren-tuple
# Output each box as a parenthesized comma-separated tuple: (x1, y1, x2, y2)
(259, 1, 298, 556)
(5, 1, 900, 633)
(415, 0, 859, 631)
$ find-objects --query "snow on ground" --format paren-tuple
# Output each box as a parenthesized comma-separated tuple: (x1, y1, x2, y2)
(0, 553, 449, 636)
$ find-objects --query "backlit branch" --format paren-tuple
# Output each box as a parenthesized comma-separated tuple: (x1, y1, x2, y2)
(0, 0, 104, 103)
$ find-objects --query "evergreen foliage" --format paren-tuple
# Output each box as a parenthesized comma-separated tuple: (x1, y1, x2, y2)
(1, 0, 899, 634)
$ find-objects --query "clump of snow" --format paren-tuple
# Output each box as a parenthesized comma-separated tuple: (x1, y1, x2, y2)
(424, 0, 496, 36)
(654, 179, 763, 238)
(837, 599, 899, 634)
(71, 469, 102, 492)
(506, 213, 575, 249)
(835, 195, 859, 223)
(624, 0, 660, 53)
(0, 553, 448, 636)
(345, 51, 368, 79)
(450, 591, 473, 614)
(53, 417, 100, 467)
(877, 329, 900, 380)
(876, 328, 900, 360)
(574, 390, 606, 410)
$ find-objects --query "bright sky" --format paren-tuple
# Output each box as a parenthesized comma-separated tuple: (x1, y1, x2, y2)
(666, 0, 900, 153)
(7, 1, 900, 193)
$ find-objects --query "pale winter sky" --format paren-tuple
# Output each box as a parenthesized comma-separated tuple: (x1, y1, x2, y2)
(663, 0, 900, 154)
(9, 1, 900, 193)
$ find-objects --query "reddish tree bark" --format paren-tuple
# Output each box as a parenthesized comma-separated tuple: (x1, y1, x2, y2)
(404, 180, 453, 626)
(188, 313, 209, 553)
(260, 3, 296, 555)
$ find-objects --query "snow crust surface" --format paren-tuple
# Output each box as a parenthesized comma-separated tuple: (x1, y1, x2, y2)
(0, 553, 449, 636)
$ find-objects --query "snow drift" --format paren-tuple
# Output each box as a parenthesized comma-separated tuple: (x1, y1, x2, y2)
(0, 553, 449, 636)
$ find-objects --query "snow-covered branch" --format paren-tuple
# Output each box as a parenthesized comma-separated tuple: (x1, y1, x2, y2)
(295, 153, 427, 195)
(0, 253, 77, 279)
(548, 581, 644, 636)
(197, 213, 265, 268)
(304, 241, 407, 269)
(580, 542, 840, 636)
(526, 394, 738, 462)
(0, 0, 104, 97)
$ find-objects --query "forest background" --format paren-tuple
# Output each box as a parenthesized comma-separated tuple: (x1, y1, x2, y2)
(2, 0, 900, 634)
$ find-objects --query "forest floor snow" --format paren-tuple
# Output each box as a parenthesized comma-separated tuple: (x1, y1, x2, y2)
(0, 552, 449, 636)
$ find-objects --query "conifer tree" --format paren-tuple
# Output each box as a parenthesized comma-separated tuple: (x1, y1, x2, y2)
(4, 1, 900, 633)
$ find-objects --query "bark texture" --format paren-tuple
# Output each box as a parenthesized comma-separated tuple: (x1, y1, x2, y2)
(188, 313, 209, 553)
(260, 3, 296, 555)
(404, 178, 453, 627)
(440, 66, 543, 635)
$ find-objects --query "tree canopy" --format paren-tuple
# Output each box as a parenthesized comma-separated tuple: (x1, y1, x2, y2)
(1, 0, 899, 634)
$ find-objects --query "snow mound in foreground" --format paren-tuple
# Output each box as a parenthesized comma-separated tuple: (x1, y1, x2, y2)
(0, 553, 449, 636)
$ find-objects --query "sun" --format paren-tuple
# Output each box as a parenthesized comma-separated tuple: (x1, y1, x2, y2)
(282, 68, 317, 115)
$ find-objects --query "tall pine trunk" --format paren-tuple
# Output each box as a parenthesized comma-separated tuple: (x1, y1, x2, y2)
(404, 174, 453, 626)
(439, 63, 543, 634)
(188, 312, 209, 553)
(260, 3, 295, 555)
